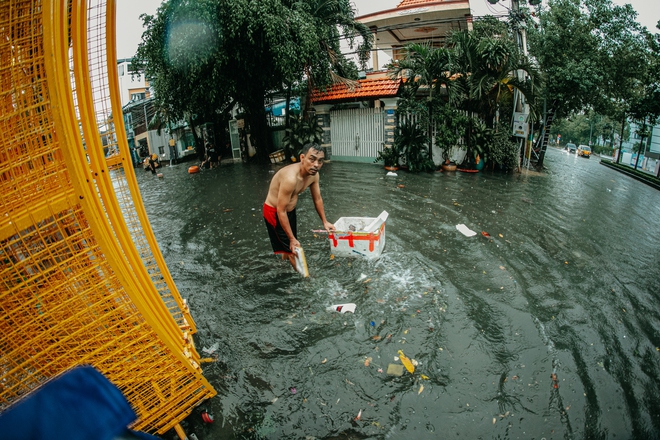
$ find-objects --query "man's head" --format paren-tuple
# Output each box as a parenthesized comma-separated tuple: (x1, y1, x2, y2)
(300, 143, 325, 175)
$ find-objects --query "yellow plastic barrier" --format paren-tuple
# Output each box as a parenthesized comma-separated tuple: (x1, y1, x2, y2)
(0, 0, 215, 434)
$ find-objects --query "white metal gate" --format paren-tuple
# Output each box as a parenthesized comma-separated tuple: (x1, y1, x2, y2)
(330, 108, 385, 160)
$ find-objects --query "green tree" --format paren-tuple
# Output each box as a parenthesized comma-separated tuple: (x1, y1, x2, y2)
(528, 0, 647, 119)
(448, 27, 540, 128)
(135, 0, 371, 162)
(447, 24, 539, 167)
(297, 0, 372, 119)
(389, 18, 539, 169)
(388, 42, 453, 162)
(134, 0, 231, 153)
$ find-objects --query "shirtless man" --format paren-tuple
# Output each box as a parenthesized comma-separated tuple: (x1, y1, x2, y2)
(263, 143, 335, 272)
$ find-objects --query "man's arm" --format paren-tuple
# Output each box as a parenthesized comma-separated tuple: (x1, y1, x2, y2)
(309, 179, 335, 232)
(276, 175, 300, 251)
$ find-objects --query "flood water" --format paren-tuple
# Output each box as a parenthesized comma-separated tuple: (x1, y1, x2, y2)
(136, 148, 660, 440)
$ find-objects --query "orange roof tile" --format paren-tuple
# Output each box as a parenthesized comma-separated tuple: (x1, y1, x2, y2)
(397, 0, 441, 7)
(311, 78, 401, 104)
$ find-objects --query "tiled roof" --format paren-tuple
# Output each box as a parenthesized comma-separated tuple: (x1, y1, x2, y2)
(311, 78, 401, 104)
(397, 0, 440, 7)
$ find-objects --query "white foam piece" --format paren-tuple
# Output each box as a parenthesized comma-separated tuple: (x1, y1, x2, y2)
(456, 224, 477, 237)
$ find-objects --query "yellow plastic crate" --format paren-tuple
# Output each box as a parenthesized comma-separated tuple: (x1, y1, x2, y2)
(0, 0, 215, 434)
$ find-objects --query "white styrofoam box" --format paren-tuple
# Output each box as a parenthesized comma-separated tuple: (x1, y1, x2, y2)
(328, 211, 388, 259)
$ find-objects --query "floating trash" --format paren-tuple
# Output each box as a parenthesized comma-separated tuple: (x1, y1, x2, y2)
(397, 350, 415, 374)
(201, 410, 214, 424)
(386, 364, 404, 376)
(456, 224, 476, 237)
(327, 303, 356, 313)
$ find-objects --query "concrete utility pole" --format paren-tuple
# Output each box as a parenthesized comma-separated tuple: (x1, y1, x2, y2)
(510, 0, 531, 170)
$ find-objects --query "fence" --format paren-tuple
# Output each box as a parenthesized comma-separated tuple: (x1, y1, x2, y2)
(0, 0, 215, 434)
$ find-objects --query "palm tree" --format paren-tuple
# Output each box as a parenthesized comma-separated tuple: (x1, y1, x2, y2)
(389, 42, 454, 161)
(448, 29, 540, 128)
(300, 0, 373, 120)
(447, 28, 540, 162)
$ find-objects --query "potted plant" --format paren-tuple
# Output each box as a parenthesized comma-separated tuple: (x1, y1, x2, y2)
(435, 105, 466, 171)
(396, 120, 434, 172)
(460, 119, 491, 171)
(440, 146, 457, 171)
(374, 144, 401, 170)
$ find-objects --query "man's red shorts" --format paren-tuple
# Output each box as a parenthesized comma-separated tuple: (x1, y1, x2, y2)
(263, 203, 297, 255)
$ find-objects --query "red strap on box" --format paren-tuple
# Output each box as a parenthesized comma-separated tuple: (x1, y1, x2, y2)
(329, 224, 384, 252)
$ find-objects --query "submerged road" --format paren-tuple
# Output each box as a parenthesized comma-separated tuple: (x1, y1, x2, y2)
(138, 147, 660, 439)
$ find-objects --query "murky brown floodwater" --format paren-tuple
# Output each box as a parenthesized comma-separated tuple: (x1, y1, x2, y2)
(137, 148, 660, 440)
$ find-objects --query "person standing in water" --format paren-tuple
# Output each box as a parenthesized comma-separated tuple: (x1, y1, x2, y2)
(263, 143, 335, 272)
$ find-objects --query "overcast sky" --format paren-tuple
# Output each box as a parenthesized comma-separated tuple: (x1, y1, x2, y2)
(116, 0, 659, 60)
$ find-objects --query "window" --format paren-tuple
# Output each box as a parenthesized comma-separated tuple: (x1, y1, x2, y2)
(118, 65, 124, 76)
(158, 146, 165, 155)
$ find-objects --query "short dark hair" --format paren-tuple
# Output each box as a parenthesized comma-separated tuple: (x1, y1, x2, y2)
(301, 143, 323, 155)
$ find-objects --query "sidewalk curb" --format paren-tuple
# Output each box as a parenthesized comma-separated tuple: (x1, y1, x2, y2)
(599, 160, 660, 191)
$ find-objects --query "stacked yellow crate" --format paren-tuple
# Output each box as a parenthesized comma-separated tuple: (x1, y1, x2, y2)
(0, 0, 215, 434)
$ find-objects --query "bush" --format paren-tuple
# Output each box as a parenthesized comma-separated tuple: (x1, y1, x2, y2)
(489, 131, 519, 171)
(397, 121, 434, 172)
(592, 144, 613, 156)
(435, 104, 467, 164)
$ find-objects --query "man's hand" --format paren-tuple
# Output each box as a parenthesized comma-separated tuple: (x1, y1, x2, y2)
(323, 221, 336, 233)
(289, 237, 301, 252)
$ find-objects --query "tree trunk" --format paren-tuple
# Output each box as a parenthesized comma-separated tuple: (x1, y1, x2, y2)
(285, 82, 292, 129)
(616, 116, 625, 165)
(243, 86, 271, 163)
(427, 99, 433, 162)
(303, 65, 315, 122)
(188, 116, 205, 162)
(633, 120, 646, 171)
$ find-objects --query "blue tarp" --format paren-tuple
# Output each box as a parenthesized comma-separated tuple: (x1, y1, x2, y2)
(0, 365, 159, 440)
(265, 98, 300, 116)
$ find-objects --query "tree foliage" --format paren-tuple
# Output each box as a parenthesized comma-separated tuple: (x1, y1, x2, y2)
(448, 25, 540, 128)
(527, 0, 650, 120)
(134, 0, 371, 162)
(389, 18, 540, 170)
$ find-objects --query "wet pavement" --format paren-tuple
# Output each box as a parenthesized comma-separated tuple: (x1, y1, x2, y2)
(137, 147, 660, 439)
